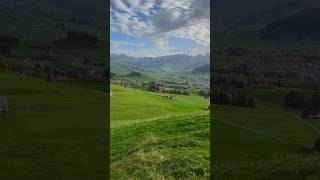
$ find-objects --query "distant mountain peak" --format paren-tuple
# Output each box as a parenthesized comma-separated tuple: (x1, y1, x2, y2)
(111, 53, 209, 71)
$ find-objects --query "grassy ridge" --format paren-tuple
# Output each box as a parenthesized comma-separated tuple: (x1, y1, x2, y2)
(213, 88, 320, 179)
(111, 84, 208, 123)
(214, 105, 318, 146)
(110, 84, 210, 179)
(0, 70, 107, 180)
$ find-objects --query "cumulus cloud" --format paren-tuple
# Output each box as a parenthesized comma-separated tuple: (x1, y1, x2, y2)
(111, 0, 210, 55)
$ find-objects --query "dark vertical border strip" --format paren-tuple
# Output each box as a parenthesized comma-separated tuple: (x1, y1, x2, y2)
(210, 0, 214, 179)
(106, 0, 110, 179)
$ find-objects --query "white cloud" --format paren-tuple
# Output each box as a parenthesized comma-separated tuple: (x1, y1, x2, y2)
(168, 20, 210, 46)
(111, 0, 210, 55)
(111, 0, 132, 13)
(150, 36, 175, 53)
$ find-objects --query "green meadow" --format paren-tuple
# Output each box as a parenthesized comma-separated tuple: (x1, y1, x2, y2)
(0, 70, 107, 180)
(110, 84, 210, 179)
(213, 88, 320, 179)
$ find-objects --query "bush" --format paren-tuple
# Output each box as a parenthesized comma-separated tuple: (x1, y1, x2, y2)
(0, 35, 19, 54)
(313, 138, 320, 152)
(284, 91, 304, 109)
(212, 90, 255, 108)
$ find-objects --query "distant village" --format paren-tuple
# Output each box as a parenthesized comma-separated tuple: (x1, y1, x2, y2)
(213, 46, 320, 117)
(0, 60, 107, 82)
(214, 47, 320, 89)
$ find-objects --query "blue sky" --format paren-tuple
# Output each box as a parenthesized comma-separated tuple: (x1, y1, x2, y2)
(110, 0, 210, 57)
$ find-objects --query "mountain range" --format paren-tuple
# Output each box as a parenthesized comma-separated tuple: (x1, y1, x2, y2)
(0, 0, 106, 41)
(213, 0, 320, 46)
(213, 0, 320, 34)
(111, 53, 210, 73)
(261, 6, 320, 40)
(0, 0, 106, 21)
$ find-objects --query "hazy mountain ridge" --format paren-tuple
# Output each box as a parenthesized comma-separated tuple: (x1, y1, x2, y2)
(212, 0, 292, 32)
(0, 0, 106, 21)
(261, 6, 320, 40)
(0, 0, 106, 40)
(111, 53, 210, 72)
(235, 0, 320, 32)
(213, 0, 320, 33)
(192, 64, 210, 74)
(213, 0, 320, 46)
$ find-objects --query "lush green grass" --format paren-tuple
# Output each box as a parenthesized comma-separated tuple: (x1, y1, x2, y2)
(110, 84, 210, 179)
(110, 84, 208, 123)
(0, 70, 107, 180)
(213, 88, 320, 179)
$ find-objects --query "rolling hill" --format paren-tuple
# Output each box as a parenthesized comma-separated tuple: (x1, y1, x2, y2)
(192, 64, 210, 74)
(234, 0, 320, 32)
(0, 0, 106, 20)
(110, 84, 210, 179)
(213, 0, 320, 48)
(261, 6, 320, 40)
(0, 0, 106, 41)
(0, 70, 107, 179)
(213, 88, 320, 179)
(212, 0, 293, 32)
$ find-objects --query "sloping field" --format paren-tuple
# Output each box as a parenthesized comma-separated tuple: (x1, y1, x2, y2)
(110, 84, 210, 179)
(110, 84, 208, 123)
(213, 89, 320, 179)
(0, 70, 107, 180)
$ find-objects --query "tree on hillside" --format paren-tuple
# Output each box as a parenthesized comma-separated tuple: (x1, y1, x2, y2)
(199, 90, 210, 98)
(284, 91, 305, 109)
(147, 81, 159, 92)
(313, 138, 320, 152)
(0, 35, 19, 54)
(127, 71, 141, 77)
(83, 59, 89, 64)
(32, 64, 42, 78)
(212, 90, 255, 108)
(104, 68, 110, 80)
(53, 30, 99, 49)
(46, 70, 53, 82)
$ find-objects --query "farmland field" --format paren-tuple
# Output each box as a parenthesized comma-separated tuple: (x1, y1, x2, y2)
(110, 84, 210, 179)
(213, 88, 320, 179)
(0, 70, 107, 180)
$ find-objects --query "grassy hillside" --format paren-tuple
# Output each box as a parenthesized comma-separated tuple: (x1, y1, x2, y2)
(110, 84, 210, 179)
(212, 0, 292, 32)
(235, 0, 320, 31)
(261, 6, 320, 41)
(0, 1, 108, 179)
(0, 70, 107, 180)
(111, 85, 208, 123)
(213, 88, 320, 179)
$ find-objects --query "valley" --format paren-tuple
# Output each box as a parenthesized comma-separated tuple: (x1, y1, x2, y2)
(110, 52, 211, 179)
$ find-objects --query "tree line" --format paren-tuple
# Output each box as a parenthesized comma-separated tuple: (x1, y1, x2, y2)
(212, 90, 255, 108)
(0, 35, 19, 54)
(284, 91, 320, 116)
(143, 81, 190, 95)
